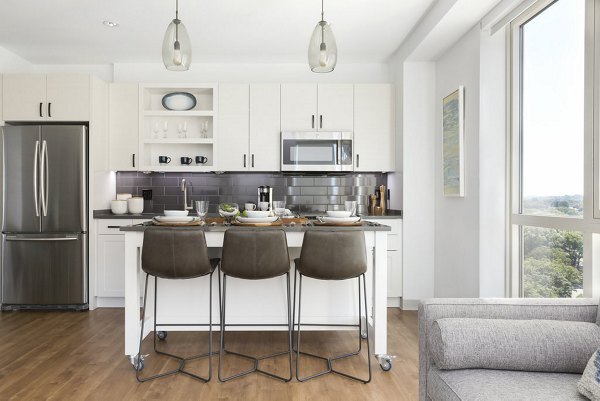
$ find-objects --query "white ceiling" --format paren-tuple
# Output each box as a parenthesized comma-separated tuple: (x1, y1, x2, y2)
(0, 0, 436, 65)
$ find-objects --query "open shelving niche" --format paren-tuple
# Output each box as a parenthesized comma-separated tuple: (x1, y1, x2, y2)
(138, 84, 218, 172)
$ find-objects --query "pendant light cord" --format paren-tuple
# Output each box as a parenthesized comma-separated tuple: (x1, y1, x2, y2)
(321, 0, 324, 21)
(175, 0, 179, 41)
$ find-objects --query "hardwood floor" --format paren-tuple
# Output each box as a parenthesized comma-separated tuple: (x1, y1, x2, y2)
(0, 308, 418, 401)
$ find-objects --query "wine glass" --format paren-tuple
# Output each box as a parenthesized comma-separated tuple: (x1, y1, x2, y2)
(182, 121, 188, 138)
(195, 201, 209, 222)
(162, 121, 169, 138)
(177, 123, 183, 138)
(218, 203, 239, 225)
(152, 122, 160, 139)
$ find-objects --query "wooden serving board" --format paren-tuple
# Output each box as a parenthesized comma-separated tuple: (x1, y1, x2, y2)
(280, 217, 309, 225)
(231, 220, 284, 227)
(313, 220, 363, 227)
(151, 219, 205, 227)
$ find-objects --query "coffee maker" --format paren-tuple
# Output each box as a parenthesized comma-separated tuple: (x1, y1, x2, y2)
(258, 186, 273, 210)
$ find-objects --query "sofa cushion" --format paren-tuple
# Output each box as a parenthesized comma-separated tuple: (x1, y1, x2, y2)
(578, 349, 600, 400)
(429, 318, 600, 373)
(428, 367, 586, 401)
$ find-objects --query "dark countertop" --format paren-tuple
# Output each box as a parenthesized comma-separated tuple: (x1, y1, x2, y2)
(120, 221, 391, 232)
(94, 209, 403, 220)
(94, 210, 157, 219)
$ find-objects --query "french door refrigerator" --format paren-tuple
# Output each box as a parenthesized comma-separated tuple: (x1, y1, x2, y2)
(1, 125, 88, 310)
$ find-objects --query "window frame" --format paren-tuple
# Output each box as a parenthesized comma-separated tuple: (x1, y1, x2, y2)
(508, 0, 600, 298)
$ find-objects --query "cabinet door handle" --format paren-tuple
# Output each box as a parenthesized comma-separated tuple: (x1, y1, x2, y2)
(48, 102, 52, 118)
(319, 115, 323, 129)
(311, 115, 315, 129)
(243, 154, 247, 168)
(107, 226, 122, 229)
(132, 154, 136, 168)
(39, 102, 43, 118)
(356, 154, 360, 169)
(251, 154, 255, 168)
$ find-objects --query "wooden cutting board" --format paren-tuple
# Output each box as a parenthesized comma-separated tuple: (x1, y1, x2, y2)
(313, 220, 363, 227)
(151, 219, 205, 227)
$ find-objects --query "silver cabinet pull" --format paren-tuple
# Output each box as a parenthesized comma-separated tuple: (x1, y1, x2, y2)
(356, 154, 360, 169)
(33, 141, 40, 217)
(251, 154, 255, 168)
(312, 115, 315, 129)
(48, 102, 52, 118)
(320, 115, 323, 129)
(39, 102, 43, 118)
(243, 154, 247, 168)
(132, 154, 135, 168)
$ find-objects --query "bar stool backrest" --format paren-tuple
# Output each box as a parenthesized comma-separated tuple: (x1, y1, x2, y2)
(142, 227, 214, 279)
(221, 229, 290, 280)
(297, 231, 367, 280)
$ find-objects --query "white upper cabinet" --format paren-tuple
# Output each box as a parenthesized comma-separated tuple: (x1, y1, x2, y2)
(3, 74, 90, 121)
(281, 84, 317, 131)
(317, 84, 353, 131)
(0, 75, 3, 124)
(354, 84, 395, 172)
(109, 84, 139, 171)
(46, 75, 90, 121)
(281, 83, 353, 132)
(249, 84, 280, 171)
(217, 84, 250, 171)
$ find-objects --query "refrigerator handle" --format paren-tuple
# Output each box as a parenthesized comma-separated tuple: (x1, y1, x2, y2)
(41, 140, 48, 216)
(5, 236, 78, 242)
(33, 140, 40, 217)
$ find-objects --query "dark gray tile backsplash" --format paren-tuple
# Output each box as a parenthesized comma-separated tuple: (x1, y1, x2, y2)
(115, 172, 387, 214)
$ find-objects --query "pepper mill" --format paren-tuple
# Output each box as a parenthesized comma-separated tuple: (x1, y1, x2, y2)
(379, 185, 387, 215)
(370, 194, 377, 215)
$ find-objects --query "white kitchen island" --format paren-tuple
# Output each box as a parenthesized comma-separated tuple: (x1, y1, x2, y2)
(121, 222, 393, 371)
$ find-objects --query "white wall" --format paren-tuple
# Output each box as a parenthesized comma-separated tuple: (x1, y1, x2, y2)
(401, 62, 436, 308)
(113, 62, 390, 83)
(434, 26, 481, 298)
(479, 26, 507, 297)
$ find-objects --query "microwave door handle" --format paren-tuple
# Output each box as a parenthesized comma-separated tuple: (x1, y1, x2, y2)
(337, 142, 342, 166)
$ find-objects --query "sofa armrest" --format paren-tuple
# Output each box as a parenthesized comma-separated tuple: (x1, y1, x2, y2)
(418, 298, 598, 401)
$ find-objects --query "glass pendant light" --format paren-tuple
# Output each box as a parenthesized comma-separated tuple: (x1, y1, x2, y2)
(162, 0, 192, 71)
(308, 0, 337, 73)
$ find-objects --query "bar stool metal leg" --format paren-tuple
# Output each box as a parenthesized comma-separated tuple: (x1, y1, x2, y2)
(295, 273, 372, 384)
(218, 273, 293, 382)
(136, 272, 215, 383)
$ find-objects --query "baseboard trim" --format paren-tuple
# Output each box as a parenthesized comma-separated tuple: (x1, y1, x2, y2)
(401, 299, 420, 311)
(96, 297, 125, 308)
(387, 297, 401, 308)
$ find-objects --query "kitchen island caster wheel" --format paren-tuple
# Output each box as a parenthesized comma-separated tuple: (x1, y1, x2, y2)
(157, 331, 168, 341)
(360, 331, 368, 340)
(380, 359, 392, 371)
(132, 357, 144, 372)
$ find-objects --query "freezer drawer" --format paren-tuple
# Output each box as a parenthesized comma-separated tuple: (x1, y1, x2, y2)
(1, 233, 88, 309)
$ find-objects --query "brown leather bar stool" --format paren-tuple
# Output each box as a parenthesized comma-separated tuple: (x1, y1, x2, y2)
(294, 230, 372, 383)
(218, 229, 293, 382)
(135, 227, 220, 383)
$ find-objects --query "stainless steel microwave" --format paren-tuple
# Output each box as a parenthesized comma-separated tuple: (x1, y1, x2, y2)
(281, 131, 353, 172)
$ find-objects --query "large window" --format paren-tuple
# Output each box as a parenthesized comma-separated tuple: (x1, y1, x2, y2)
(510, 0, 596, 298)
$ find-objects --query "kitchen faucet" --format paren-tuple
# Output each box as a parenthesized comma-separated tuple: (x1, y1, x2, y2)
(181, 179, 193, 211)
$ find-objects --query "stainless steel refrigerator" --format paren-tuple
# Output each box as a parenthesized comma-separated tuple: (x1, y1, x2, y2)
(1, 125, 88, 310)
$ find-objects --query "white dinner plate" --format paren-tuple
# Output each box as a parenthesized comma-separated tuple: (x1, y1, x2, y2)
(154, 216, 198, 223)
(236, 216, 279, 224)
(318, 216, 361, 224)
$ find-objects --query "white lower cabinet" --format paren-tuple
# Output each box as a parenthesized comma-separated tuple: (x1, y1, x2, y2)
(95, 219, 150, 305)
(365, 218, 403, 305)
(96, 234, 126, 297)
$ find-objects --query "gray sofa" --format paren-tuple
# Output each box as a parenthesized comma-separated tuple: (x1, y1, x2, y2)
(419, 298, 600, 401)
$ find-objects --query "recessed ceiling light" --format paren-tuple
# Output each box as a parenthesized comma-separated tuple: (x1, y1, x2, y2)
(102, 20, 119, 28)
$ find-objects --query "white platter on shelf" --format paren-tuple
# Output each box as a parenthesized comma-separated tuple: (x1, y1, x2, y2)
(318, 216, 361, 224)
(154, 216, 198, 223)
